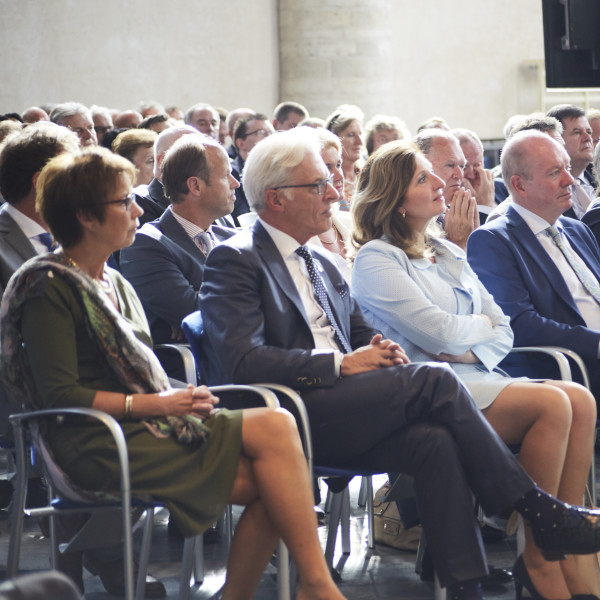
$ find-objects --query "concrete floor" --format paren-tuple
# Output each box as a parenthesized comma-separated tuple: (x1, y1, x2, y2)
(0, 474, 526, 599)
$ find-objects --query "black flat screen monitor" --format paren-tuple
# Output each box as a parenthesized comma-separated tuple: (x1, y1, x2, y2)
(542, 0, 600, 88)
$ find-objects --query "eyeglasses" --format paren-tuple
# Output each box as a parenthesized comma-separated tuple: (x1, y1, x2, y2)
(99, 193, 136, 210)
(272, 174, 335, 196)
(94, 125, 112, 134)
(244, 129, 271, 139)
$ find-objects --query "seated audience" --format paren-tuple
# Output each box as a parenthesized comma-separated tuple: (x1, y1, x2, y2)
(0, 146, 346, 600)
(272, 101, 309, 131)
(139, 112, 173, 134)
(112, 128, 158, 187)
(184, 103, 219, 140)
(451, 128, 502, 222)
(132, 124, 199, 226)
(230, 113, 274, 225)
(21, 106, 49, 124)
(137, 101, 165, 118)
(198, 127, 600, 600)
(364, 114, 410, 155)
(215, 106, 229, 146)
(0, 121, 164, 597)
(113, 109, 143, 129)
(351, 140, 599, 599)
(50, 102, 97, 147)
(579, 140, 600, 257)
(414, 129, 478, 250)
(486, 114, 564, 223)
(90, 105, 114, 145)
(165, 106, 184, 121)
(587, 108, 600, 150)
(416, 116, 450, 132)
(120, 135, 237, 353)
(468, 130, 600, 402)
(325, 104, 365, 211)
(307, 129, 352, 282)
(547, 104, 596, 219)
(225, 107, 254, 158)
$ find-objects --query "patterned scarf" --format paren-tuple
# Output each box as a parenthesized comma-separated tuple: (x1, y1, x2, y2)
(0, 253, 209, 448)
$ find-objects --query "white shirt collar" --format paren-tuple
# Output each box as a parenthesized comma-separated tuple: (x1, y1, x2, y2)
(511, 202, 559, 236)
(3, 203, 47, 238)
(258, 217, 303, 260)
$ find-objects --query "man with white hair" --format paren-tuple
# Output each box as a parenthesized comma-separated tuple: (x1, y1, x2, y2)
(199, 127, 600, 599)
(49, 102, 97, 147)
(468, 129, 600, 400)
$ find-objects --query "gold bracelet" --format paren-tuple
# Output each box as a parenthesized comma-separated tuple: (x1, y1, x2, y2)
(124, 394, 133, 419)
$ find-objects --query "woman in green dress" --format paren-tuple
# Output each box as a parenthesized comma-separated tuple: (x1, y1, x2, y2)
(0, 146, 345, 600)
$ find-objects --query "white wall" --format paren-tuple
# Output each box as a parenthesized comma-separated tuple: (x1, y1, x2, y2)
(0, 0, 279, 115)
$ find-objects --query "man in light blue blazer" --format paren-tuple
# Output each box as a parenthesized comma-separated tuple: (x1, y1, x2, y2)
(468, 129, 600, 399)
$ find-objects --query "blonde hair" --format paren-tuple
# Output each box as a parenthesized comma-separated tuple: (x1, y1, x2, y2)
(351, 141, 439, 260)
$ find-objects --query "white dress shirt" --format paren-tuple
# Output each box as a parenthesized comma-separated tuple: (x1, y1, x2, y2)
(511, 202, 600, 337)
(259, 218, 344, 373)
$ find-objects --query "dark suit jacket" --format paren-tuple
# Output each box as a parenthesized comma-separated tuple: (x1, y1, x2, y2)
(119, 207, 236, 345)
(199, 220, 375, 387)
(582, 204, 600, 249)
(467, 205, 600, 392)
(230, 154, 250, 226)
(0, 206, 38, 300)
(134, 178, 171, 227)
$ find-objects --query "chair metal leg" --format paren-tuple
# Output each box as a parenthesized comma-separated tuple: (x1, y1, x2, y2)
(180, 535, 196, 600)
(277, 540, 291, 600)
(357, 476, 368, 507)
(324, 490, 343, 568)
(192, 534, 204, 584)
(340, 489, 351, 555)
(434, 572, 447, 600)
(135, 509, 155, 600)
(366, 476, 374, 549)
(7, 421, 28, 578)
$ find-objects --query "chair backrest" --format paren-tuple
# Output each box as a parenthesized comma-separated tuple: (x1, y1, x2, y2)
(182, 310, 222, 385)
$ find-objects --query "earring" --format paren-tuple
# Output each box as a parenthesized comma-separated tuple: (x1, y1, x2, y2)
(401, 211, 406, 219)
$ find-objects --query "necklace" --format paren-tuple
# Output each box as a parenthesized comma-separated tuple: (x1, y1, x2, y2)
(63, 253, 112, 290)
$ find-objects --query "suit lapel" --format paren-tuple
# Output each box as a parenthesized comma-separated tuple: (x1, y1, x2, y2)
(159, 209, 207, 263)
(506, 207, 582, 315)
(0, 210, 37, 261)
(253, 222, 311, 325)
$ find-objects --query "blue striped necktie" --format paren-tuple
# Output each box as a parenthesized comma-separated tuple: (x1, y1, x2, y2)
(295, 245, 352, 353)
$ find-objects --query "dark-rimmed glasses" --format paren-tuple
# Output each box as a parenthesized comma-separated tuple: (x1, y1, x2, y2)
(244, 129, 271, 140)
(99, 192, 135, 210)
(272, 174, 335, 196)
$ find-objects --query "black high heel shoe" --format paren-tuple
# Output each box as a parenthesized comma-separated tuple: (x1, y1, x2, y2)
(512, 555, 570, 600)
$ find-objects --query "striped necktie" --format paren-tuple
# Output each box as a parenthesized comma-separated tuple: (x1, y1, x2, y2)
(295, 245, 352, 353)
(546, 225, 600, 304)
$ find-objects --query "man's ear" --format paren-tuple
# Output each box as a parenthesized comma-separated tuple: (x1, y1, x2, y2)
(510, 174, 526, 198)
(265, 189, 285, 212)
(31, 170, 41, 191)
(186, 175, 204, 196)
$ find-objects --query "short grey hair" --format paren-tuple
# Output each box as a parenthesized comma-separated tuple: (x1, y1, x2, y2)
(451, 128, 483, 152)
(507, 114, 564, 138)
(90, 104, 113, 125)
(243, 127, 322, 214)
(414, 128, 458, 156)
(49, 102, 92, 126)
(184, 103, 218, 125)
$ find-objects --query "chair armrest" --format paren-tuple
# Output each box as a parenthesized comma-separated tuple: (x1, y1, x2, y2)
(9, 407, 131, 503)
(509, 346, 573, 382)
(253, 384, 314, 474)
(208, 385, 280, 410)
(154, 344, 197, 386)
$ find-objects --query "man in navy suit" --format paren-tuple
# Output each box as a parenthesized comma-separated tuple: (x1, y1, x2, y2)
(198, 128, 600, 597)
(120, 134, 237, 353)
(468, 129, 600, 399)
